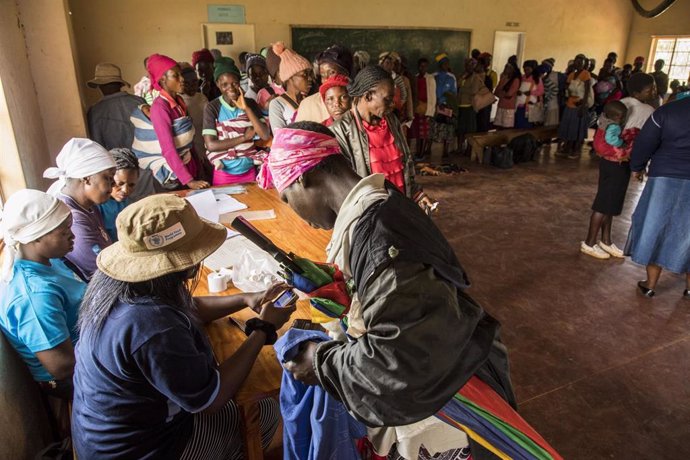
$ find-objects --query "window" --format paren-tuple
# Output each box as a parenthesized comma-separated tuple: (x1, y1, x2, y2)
(649, 36, 690, 83)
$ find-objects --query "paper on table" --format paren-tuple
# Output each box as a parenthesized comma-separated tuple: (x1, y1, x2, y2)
(216, 194, 248, 214)
(185, 190, 219, 223)
(187, 185, 247, 197)
(220, 209, 276, 223)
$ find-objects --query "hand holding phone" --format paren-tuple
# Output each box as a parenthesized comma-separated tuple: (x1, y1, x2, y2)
(273, 289, 298, 308)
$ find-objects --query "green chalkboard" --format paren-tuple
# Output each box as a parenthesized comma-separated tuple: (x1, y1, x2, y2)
(291, 26, 471, 74)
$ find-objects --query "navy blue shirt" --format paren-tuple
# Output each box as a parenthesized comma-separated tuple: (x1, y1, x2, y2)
(631, 98, 690, 179)
(72, 299, 220, 459)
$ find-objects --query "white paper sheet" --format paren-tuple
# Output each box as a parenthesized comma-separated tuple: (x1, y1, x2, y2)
(220, 209, 276, 223)
(216, 194, 248, 214)
(185, 190, 219, 223)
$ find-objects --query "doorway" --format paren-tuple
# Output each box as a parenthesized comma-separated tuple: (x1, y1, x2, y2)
(201, 24, 256, 62)
(492, 31, 526, 72)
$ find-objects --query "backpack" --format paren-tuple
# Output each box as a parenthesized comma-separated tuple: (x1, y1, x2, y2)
(508, 134, 539, 164)
(491, 147, 514, 169)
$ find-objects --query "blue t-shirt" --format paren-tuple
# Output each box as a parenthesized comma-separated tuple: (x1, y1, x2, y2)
(97, 198, 130, 242)
(72, 299, 220, 459)
(0, 258, 86, 381)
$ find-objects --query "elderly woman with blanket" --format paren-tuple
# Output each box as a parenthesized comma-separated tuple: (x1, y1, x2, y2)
(258, 122, 563, 460)
(134, 53, 209, 190)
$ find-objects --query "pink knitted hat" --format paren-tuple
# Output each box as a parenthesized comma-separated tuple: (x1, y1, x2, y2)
(272, 42, 312, 84)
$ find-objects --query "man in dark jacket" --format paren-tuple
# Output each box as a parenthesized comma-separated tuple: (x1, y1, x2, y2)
(260, 121, 539, 458)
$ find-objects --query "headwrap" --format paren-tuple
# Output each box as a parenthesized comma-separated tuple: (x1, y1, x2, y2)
(192, 48, 215, 68)
(110, 148, 139, 170)
(0, 189, 71, 282)
(273, 42, 312, 84)
(378, 51, 394, 64)
(146, 53, 178, 91)
(634, 56, 645, 65)
(542, 58, 555, 67)
(214, 56, 241, 81)
(347, 65, 392, 98)
(575, 53, 587, 60)
(257, 128, 341, 193)
(353, 50, 370, 69)
(43, 138, 116, 196)
(435, 53, 449, 64)
(317, 45, 353, 76)
(245, 53, 267, 71)
(319, 74, 350, 101)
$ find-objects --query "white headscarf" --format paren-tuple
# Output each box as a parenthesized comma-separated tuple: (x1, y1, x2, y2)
(1, 189, 71, 282)
(43, 138, 116, 196)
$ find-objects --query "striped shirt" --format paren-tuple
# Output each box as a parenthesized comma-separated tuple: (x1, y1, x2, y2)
(202, 96, 264, 163)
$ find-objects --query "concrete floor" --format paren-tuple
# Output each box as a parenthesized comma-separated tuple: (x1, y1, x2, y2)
(419, 146, 690, 460)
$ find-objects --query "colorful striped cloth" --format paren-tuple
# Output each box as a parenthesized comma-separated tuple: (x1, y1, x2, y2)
(130, 106, 195, 187)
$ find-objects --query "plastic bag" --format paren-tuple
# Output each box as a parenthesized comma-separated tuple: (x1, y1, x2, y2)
(231, 246, 282, 292)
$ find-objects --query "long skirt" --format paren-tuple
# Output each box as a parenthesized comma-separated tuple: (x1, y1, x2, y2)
(591, 159, 631, 216)
(544, 101, 559, 127)
(431, 117, 456, 143)
(456, 106, 477, 135)
(410, 114, 431, 139)
(624, 176, 690, 274)
(514, 106, 532, 129)
(558, 106, 589, 142)
(494, 108, 515, 128)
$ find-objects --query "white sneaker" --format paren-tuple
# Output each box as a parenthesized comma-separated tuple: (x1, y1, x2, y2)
(599, 242, 624, 258)
(580, 241, 611, 259)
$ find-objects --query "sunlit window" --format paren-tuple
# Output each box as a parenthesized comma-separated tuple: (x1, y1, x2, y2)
(649, 36, 690, 83)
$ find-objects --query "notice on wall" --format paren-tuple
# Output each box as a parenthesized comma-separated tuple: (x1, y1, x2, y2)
(207, 4, 246, 24)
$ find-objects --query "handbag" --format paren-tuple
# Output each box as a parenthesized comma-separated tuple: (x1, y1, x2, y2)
(472, 86, 497, 112)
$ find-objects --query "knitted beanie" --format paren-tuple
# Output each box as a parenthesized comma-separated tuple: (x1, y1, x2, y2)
(273, 42, 312, 83)
(213, 56, 241, 81)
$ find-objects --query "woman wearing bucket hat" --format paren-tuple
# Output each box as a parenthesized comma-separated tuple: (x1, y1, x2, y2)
(43, 138, 116, 279)
(71, 194, 293, 459)
(0, 189, 85, 399)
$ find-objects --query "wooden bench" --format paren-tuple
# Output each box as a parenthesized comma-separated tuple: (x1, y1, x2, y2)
(466, 126, 559, 163)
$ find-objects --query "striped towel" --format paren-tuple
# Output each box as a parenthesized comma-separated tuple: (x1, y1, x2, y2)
(130, 107, 195, 186)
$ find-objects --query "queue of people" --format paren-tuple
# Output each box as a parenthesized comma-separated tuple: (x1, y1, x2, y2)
(0, 39, 688, 460)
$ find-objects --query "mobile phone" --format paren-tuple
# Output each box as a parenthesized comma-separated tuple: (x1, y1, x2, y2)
(273, 289, 298, 308)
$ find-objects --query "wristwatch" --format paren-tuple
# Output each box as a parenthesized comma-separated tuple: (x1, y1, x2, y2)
(244, 318, 278, 345)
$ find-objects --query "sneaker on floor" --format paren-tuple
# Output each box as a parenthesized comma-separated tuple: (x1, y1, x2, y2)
(580, 241, 611, 259)
(599, 242, 624, 258)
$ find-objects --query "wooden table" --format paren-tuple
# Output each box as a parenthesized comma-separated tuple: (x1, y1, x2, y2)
(189, 184, 331, 459)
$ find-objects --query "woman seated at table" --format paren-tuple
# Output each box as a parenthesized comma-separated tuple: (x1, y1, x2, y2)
(97, 148, 140, 241)
(0, 189, 86, 400)
(72, 194, 293, 459)
(203, 57, 270, 186)
(43, 138, 116, 280)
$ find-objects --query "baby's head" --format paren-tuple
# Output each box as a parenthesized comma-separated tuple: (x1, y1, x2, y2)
(603, 100, 627, 125)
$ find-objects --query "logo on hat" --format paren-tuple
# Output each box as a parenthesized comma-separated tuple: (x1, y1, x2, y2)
(143, 222, 187, 250)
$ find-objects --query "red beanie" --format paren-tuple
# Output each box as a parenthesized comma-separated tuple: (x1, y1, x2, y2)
(147, 54, 178, 91)
(192, 48, 215, 68)
(319, 74, 350, 101)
